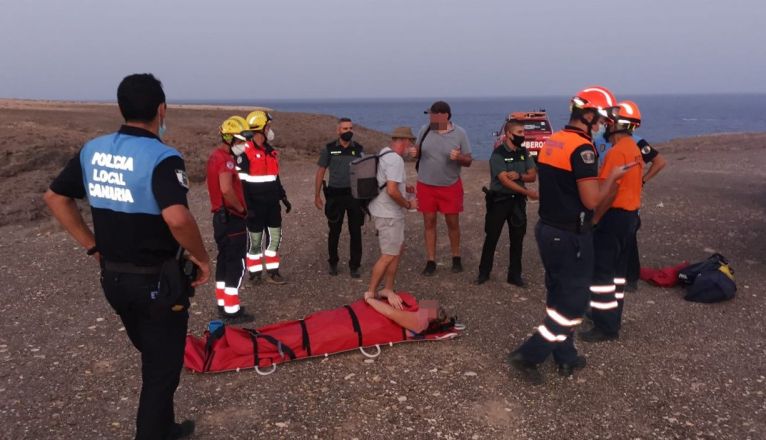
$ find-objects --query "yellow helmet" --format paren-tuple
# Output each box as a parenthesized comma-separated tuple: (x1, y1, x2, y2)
(220, 116, 252, 142)
(220, 115, 249, 135)
(246, 110, 273, 132)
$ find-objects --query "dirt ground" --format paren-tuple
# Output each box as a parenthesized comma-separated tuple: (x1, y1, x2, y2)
(0, 101, 764, 439)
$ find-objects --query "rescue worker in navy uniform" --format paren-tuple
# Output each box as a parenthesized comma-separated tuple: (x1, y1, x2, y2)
(626, 137, 666, 290)
(206, 116, 255, 324)
(44, 73, 208, 439)
(580, 101, 645, 342)
(593, 126, 667, 292)
(476, 118, 538, 286)
(314, 117, 365, 277)
(508, 86, 628, 385)
(238, 110, 291, 284)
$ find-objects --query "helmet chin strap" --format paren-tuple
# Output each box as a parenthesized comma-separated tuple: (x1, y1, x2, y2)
(579, 112, 597, 134)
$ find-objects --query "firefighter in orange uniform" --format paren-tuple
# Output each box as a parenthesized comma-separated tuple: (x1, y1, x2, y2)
(508, 86, 628, 385)
(580, 101, 644, 342)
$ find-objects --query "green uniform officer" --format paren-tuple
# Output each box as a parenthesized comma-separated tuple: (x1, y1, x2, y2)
(476, 119, 538, 286)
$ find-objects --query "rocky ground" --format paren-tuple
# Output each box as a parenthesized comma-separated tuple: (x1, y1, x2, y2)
(0, 101, 764, 439)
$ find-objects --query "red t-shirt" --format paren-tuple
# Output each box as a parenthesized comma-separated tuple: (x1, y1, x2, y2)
(206, 147, 245, 213)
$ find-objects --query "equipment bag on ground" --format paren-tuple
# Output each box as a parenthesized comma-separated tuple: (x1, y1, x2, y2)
(349, 151, 394, 199)
(678, 253, 736, 303)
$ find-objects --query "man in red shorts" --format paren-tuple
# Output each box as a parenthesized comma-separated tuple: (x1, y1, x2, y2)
(409, 101, 473, 276)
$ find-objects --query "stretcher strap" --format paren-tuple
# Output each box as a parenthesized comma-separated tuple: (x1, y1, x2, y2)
(299, 319, 312, 356)
(247, 330, 259, 368)
(244, 329, 297, 362)
(344, 305, 363, 347)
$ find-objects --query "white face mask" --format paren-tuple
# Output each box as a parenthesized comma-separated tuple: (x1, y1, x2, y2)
(266, 128, 275, 142)
(231, 142, 246, 156)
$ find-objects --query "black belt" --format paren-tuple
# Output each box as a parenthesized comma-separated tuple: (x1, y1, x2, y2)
(540, 219, 592, 234)
(102, 261, 163, 275)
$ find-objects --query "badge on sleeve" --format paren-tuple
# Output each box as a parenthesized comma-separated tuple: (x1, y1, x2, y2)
(641, 145, 652, 155)
(225, 161, 235, 170)
(175, 169, 189, 189)
(580, 150, 596, 164)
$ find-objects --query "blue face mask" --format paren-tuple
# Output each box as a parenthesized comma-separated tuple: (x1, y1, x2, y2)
(158, 119, 167, 139)
(592, 122, 606, 140)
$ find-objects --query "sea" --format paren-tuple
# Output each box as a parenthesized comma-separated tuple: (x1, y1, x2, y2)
(181, 94, 766, 160)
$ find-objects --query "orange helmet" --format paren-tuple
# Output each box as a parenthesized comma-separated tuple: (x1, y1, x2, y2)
(571, 86, 616, 117)
(609, 100, 642, 128)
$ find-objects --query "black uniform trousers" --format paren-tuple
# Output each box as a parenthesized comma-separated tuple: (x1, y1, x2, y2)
(626, 214, 642, 285)
(478, 195, 526, 281)
(515, 222, 593, 365)
(590, 209, 640, 335)
(213, 213, 248, 290)
(324, 187, 364, 270)
(101, 270, 188, 440)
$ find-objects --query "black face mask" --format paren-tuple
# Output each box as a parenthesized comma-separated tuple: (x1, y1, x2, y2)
(510, 135, 525, 147)
(340, 131, 354, 142)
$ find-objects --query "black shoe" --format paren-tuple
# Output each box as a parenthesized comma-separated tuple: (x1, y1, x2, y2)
(507, 351, 543, 385)
(557, 355, 587, 377)
(349, 267, 361, 279)
(451, 257, 463, 273)
(579, 327, 618, 343)
(507, 276, 526, 288)
(422, 260, 437, 277)
(249, 272, 262, 283)
(625, 281, 638, 292)
(222, 308, 255, 325)
(266, 270, 286, 285)
(166, 419, 195, 440)
(474, 274, 489, 285)
(328, 263, 339, 276)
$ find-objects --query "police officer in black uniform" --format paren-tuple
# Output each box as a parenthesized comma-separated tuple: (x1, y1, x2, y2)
(314, 117, 365, 277)
(507, 86, 628, 385)
(44, 73, 210, 439)
(476, 119, 538, 286)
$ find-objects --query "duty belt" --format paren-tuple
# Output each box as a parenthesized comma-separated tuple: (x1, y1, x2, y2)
(102, 260, 163, 275)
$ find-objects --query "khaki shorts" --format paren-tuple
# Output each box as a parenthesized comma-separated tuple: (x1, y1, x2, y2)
(373, 216, 405, 256)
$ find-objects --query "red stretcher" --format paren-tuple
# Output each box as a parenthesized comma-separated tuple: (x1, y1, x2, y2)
(184, 293, 463, 375)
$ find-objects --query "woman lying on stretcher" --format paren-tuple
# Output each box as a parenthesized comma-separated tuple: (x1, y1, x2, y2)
(364, 291, 454, 336)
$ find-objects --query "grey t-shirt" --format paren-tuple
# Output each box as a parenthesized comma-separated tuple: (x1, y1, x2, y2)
(317, 140, 364, 188)
(368, 147, 406, 219)
(416, 123, 471, 186)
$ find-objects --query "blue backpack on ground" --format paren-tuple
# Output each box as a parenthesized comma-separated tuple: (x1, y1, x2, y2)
(678, 253, 736, 303)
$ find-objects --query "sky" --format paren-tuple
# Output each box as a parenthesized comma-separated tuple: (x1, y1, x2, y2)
(0, 0, 764, 101)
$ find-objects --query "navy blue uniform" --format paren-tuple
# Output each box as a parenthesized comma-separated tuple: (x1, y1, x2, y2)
(50, 125, 190, 439)
(512, 126, 598, 365)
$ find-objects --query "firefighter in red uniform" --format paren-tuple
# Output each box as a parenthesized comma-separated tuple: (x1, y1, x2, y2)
(580, 101, 644, 342)
(508, 86, 629, 385)
(238, 110, 291, 284)
(206, 116, 255, 324)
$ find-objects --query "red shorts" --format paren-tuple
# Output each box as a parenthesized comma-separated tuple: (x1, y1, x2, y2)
(416, 179, 464, 214)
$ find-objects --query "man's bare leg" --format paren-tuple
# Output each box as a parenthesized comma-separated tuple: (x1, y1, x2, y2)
(445, 214, 461, 257)
(366, 254, 396, 297)
(423, 212, 438, 261)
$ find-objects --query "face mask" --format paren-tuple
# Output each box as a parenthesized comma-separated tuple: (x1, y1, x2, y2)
(231, 143, 246, 156)
(591, 122, 606, 140)
(510, 134, 525, 147)
(158, 119, 166, 139)
(340, 131, 354, 142)
(266, 128, 275, 142)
